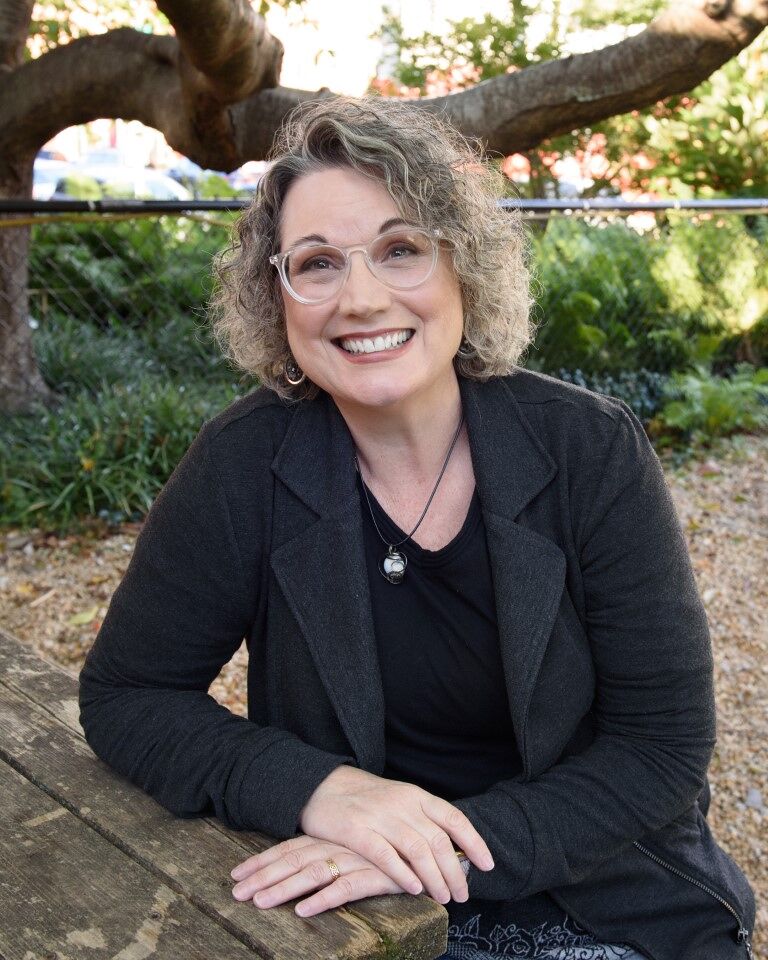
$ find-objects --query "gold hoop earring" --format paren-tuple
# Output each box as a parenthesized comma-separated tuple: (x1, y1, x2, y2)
(284, 357, 306, 386)
(456, 337, 475, 359)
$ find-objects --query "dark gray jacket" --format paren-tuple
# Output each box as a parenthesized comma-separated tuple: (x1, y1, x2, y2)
(79, 369, 755, 960)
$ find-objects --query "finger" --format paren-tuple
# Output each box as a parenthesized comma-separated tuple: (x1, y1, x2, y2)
(425, 828, 469, 904)
(245, 855, 358, 909)
(421, 795, 495, 873)
(231, 836, 313, 880)
(233, 842, 340, 900)
(346, 829, 425, 897)
(392, 825, 455, 904)
(295, 869, 395, 918)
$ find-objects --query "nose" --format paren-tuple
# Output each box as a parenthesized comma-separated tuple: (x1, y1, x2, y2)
(337, 249, 391, 317)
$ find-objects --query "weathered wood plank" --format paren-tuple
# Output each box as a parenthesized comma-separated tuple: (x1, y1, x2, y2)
(0, 758, 259, 960)
(0, 629, 447, 959)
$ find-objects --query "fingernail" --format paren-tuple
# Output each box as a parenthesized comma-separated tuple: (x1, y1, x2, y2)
(296, 904, 310, 917)
(409, 881, 423, 895)
(482, 856, 495, 870)
(231, 867, 246, 880)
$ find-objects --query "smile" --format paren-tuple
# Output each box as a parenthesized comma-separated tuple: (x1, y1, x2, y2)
(337, 329, 414, 355)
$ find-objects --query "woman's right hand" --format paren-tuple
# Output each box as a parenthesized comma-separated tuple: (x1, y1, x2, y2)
(298, 764, 495, 905)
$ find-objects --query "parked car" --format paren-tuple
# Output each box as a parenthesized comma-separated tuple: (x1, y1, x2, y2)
(33, 159, 71, 200)
(51, 169, 193, 201)
(78, 148, 131, 166)
(37, 148, 68, 162)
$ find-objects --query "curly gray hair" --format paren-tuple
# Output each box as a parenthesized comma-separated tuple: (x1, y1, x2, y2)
(211, 95, 535, 400)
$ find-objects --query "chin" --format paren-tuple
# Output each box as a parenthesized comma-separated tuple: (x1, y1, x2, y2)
(328, 372, 416, 411)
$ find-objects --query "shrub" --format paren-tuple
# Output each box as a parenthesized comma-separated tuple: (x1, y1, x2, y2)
(528, 213, 768, 375)
(552, 368, 670, 423)
(0, 377, 242, 533)
(654, 363, 768, 443)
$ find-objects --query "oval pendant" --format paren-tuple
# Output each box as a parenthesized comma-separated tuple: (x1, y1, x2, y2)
(380, 547, 407, 584)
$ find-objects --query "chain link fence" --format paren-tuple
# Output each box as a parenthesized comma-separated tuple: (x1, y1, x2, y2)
(1, 198, 767, 416)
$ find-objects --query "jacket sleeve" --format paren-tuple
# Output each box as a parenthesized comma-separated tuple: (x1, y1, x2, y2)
(78, 422, 357, 838)
(452, 400, 716, 900)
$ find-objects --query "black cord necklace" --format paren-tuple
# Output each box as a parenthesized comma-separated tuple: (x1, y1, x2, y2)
(354, 412, 465, 584)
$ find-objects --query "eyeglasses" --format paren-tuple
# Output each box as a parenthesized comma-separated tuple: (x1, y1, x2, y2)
(269, 226, 442, 305)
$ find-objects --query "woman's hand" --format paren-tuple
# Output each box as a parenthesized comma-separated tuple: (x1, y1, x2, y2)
(296, 765, 494, 905)
(231, 834, 446, 917)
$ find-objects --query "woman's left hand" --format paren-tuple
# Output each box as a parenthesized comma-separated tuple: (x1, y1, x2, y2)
(230, 834, 434, 917)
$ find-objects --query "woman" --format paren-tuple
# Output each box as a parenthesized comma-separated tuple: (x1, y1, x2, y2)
(79, 97, 755, 960)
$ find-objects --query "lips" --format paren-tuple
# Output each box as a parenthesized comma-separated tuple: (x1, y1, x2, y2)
(336, 329, 414, 355)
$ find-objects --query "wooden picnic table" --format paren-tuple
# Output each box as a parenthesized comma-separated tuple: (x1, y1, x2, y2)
(0, 628, 448, 960)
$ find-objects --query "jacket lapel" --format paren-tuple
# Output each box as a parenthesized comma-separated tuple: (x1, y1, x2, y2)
(460, 377, 566, 774)
(270, 376, 565, 777)
(269, 394, 386, 772)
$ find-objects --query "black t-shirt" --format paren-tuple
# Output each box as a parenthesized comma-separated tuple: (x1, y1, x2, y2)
(357, 472, 614, 956)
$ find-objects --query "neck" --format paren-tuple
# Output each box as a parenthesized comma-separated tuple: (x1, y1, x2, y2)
(333, 374, 463, 486)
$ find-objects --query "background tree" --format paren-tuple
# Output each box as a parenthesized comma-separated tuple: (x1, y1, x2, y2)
(373, 0, 767, 200)
(1, 0, 767, 412)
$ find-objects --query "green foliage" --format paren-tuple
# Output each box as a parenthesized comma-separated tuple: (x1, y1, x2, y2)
(27, 1, 170, 56)
(28, 216, 230, 329)
(372, 2, 767, 201)
(584, 32, 768, 199)
(372, 1, 561, 92)
(56, 175, 102, 200)
(642, 36, 767, 198)
(195, 174, 240, 199)
(4, 214, 248, 533)
(528, 214, 768, 375)
(8, 207, 767, 534)
(656, 364, 768, 442)
(552, 368, 670, 422)
(0, 377, 241, 532)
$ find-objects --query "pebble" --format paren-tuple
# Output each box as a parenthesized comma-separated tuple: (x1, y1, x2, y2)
(745, 788, 764, 813)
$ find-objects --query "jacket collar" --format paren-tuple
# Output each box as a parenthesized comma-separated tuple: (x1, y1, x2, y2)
(271, 375, 557, 522)
(270, 374, 565, 777)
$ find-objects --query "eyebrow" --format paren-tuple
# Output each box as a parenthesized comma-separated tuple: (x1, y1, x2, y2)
(283, 217, 410, 250)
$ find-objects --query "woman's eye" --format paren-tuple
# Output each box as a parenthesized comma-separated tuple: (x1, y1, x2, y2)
(296, 254, 338, 273)
(387, 243, 417, 259)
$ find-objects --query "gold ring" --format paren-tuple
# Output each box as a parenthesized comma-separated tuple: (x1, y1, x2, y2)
(326, 857, 341, 881)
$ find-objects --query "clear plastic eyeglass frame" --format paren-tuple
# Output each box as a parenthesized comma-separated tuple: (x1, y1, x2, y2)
(269, 226, 443, 305)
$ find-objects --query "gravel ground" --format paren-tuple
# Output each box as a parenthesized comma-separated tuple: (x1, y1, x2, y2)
(1, 432, 765, 954)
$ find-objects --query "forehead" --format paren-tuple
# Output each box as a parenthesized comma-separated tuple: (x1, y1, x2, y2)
(279, 167, 403, 247)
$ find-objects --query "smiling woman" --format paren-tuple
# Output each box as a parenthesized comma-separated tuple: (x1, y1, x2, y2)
(79, 96, 755, 960)
(272, 166, 465, 413)
(210, 96, 534, 401)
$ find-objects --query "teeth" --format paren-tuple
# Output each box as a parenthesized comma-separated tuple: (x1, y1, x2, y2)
(340, 330, 413, 354)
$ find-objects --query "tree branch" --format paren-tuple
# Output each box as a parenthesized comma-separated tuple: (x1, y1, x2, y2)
(157, 0, 283, 166)
(156, 0, 282, 103)
(2, 0, 765, 177)
(0, 0, 34, 69)
(416, 0, 768, 153)
(231, 2, 767, 161)
(0, 30, 194, 162)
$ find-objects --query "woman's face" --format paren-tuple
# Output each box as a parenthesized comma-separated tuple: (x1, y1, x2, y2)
(277, 166, 464, 413)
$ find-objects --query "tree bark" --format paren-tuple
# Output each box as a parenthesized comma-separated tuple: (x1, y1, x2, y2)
(0, 0, 33, 68)
(0, 0, 55, 412)
(0, 162, 56, 413)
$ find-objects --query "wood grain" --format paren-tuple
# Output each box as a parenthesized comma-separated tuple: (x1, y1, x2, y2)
(0, 758, 257, 960)
(0, 629, 447, 959)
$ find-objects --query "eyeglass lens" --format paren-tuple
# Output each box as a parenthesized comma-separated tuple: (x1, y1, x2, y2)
(285, 228, 435, 302)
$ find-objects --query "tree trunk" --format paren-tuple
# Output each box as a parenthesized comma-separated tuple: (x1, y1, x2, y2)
(0, 159, 55, 413)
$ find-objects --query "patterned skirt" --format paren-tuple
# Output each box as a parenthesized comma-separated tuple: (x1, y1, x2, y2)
(434, 908, 650, 960)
